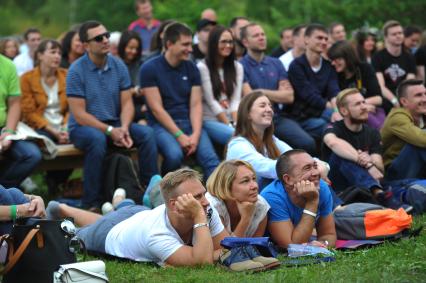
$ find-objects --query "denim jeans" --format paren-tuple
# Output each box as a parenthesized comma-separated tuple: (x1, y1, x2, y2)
(299, 108, 333, 139)
(328, 154, 381, 193)
(0, 185, 29, 234)
(386, 144, 426, 181)
(274, 115, 317, 155)
(0, 137, 42, 188)
(151, 120, 219, 178)
(70, 123, 158, 208)
(203, 120, 234, 146)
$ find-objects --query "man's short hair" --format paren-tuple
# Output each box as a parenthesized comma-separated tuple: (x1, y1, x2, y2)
(404, 25, 422, 38)
(276, 149, 308, 182)
(383, 20, 401, 37)
(162, 22, 192, 48)
(336, 88, 360, 109)
(396, 79, 424, 100)
(160, 168, 202, 202)
(305, 23, 328, 37)
(134, 0, 150, 9)
(240, 22, 259, 41)
(229, 16, 248, 28)
(293, 24, 307, 37)
(329, 22, 343, 34)
(24, 28, 41, 41)
(280, 27, 292, 38)
(79, 20, 102, 43)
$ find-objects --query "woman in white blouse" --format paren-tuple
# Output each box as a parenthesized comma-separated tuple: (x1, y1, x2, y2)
(206, 159, 269, 237)
(197, 26, 244, 145)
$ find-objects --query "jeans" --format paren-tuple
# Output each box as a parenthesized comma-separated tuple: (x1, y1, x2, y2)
(328, 154, 381, 193)
(70, 123, 158, 208)
(0, 138, 42, 188)
(386, 144, 426, 181)
(151, 120, 219, 178)
(299, 108, 332, 139)
(203, 120, 234, 146)
(0, 185, 29, 235)
(274, 116, 317, 155)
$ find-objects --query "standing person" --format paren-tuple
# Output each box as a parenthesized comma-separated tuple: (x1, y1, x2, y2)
(328, 41, 385, 129)
(372, 20, 416, 113)
(0, 38, 20, 60)
(20, 39, 72, 194)
(66, 21, 158, 210)
(197, 26, 243, 146)
(286, 23, 341, 144)
(355, 30, 377, 64)
(128, 0, 161, 57)
(13, 28, 42, 76)
(117, 30, 146, 124)
(140, 22, 219, 178)
(270, 27, 293, 58)
(0, 54, 42, 188)
(229, 17, 250, 60)
(60, 30, 84, 68)
(192, 19, 217, 63)
(206, 160, 270, 237)
(279, 24, 306, 71)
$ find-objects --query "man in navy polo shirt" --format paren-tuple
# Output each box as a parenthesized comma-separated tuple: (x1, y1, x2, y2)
(66, 21, 158, 210)
(140, 22, 219, 178)
(240, 23, 317, 155)
(261, 149, 336, 248)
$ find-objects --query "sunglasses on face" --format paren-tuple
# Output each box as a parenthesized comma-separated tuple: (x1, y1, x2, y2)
(88, 32, 110, 43)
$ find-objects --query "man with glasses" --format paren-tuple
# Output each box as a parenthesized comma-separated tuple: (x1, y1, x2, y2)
(261, 149, 336, 248)
(66, 20, 158, 211)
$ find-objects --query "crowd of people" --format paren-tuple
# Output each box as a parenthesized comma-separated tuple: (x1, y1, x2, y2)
(1, 0, 426, 268)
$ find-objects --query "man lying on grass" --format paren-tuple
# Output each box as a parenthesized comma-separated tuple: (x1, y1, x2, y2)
(48, 168, 228, 266)
(261, 149, 337, 248)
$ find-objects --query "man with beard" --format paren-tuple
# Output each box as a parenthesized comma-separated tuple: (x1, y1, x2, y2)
(322, 88, 410, 210)
(229, 17, 250, 60)
(261, 149, 336, 248)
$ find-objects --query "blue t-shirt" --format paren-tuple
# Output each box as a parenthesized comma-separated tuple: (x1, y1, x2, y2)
(261, 179, 333, 225)
(66, 53, 132, 130)
(139, 55, 201, 124)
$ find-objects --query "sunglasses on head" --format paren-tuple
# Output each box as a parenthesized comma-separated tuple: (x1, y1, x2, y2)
(88, 32, 110, 43)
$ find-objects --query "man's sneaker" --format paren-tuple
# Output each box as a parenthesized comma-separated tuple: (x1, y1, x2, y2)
(244, 245, 280, 269)
(219, 246, 264, 272)
(377, 191, 414, 213)
(143, 175, 163, 208)
(101, 202, 114, 215)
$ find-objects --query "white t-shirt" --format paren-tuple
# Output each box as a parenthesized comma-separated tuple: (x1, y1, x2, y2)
(13, 51, 33, 76)
(105, 204, 224, 266)
(206, 192, 270, 237)
(279, 49, 295, 71)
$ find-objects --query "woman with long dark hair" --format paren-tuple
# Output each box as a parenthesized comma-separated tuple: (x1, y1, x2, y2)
(197, 26, 244, 145)
(355, 31, 377, 64)
(328, 41, 385, 129)
(60, 30, 84, 68)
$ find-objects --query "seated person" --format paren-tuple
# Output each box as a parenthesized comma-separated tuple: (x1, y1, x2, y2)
(0, 54, 42, 188)
(0, 184, 45, 235)
(206, 160, 269, 237)
(261, 149, 336, 248)
(381, 79, 426, 180)
(322, 88, 409, 210)
(20, 39, 72, 194)
(46, 169, 228, 266)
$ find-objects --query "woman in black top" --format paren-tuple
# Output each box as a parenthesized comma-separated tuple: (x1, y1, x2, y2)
(328, 40, 385, 129)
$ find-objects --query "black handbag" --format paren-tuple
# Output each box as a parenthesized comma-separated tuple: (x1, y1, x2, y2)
(0, 218, 77, 283)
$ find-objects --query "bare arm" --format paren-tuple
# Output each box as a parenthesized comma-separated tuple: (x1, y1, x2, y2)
(323, 133, 359, 162)
(376, 72, 398, 106)
(189, 86, 203, 139)
(68, 97, 109, 132)
(365, 95, 383, 106)
(417, 66, 425, 82)
(252, 216, 268, 237)
(316, 214, 336, 247)
(255, 79, 294, 104)
(120, 89, 134, 129)
(5, 96, 21, 131)
(370, 153, 384, 173)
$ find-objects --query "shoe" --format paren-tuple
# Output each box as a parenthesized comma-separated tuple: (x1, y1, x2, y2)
(219, 247, 264, 272)
(112, 188, 126, 208)
(243, 245, 280, 269)
(101, 202, 114, 215)
(143, 175, 163, 208)
(377, 191, 414, 213)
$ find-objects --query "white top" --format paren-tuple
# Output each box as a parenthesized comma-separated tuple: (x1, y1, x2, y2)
(197, 60, 244, 121)
(105, 204, 224, 266)
(41, 79, 63, 130)
(279, 49, 295, 71)
(206, 192, 270, 237)
(226, 136, 293, 179)
(13, 51, 34, 76)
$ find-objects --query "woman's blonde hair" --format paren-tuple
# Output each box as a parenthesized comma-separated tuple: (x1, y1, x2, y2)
(206, 160, 256, 200)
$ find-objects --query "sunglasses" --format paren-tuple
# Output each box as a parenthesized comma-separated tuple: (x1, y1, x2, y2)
(88, 32, 110, 43)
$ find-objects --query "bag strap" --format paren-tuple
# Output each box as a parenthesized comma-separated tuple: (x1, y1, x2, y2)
(60, 266, 109, 282)
(1, 228, 39, 274)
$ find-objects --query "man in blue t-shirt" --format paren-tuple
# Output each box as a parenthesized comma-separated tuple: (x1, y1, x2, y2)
(261, 149, 336, 248)
(140, 22, 219, 178)
(66, 21, 158, 210)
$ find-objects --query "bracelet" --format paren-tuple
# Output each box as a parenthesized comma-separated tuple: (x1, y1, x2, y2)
(333, 107, 339, 113)
(193, 223, 209, 229)
(366, 162, 374, 169)
(10, 205, 17, 221)
(60, 126, 68, 132)
(174, 129, 183, 139)
(1, 128, 16, 135)
(391, 97, 398, 105)
(303, 209, 317, 218)
(105, 125, 113, 136)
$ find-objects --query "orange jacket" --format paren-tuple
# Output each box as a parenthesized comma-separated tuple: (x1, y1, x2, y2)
(20, 67, 69, 129)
